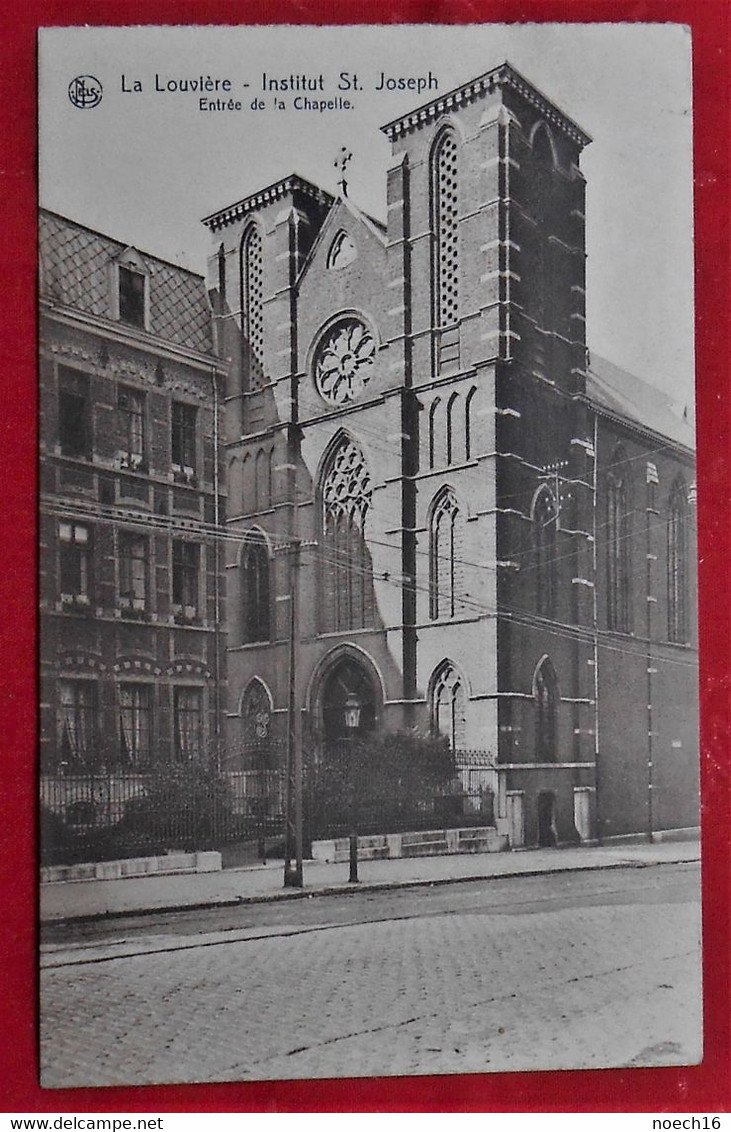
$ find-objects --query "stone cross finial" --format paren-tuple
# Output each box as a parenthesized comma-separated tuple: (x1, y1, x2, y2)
(334, 146, 353, 197)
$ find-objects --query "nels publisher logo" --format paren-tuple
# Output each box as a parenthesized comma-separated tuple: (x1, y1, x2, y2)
(68, 75, 103, 109)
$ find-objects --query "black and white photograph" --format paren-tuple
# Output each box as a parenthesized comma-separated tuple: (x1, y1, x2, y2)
(38, 23, 701, 1088)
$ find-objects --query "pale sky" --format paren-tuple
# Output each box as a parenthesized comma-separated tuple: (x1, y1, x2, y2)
(39, 23, 695, 409)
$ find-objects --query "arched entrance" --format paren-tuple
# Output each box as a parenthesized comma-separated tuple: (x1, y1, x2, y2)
(320, 656, 377, 741)
(306, 653, 378, 840)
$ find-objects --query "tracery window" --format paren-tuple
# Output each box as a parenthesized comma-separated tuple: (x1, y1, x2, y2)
(534, 656, 559, 762)
(242, 533, 271, 644)
(431, 130, 459, 329)
(321, 434, 374, 632)
(429, 487, 460, 620)
(667, 479, 687, 643)
(431, 662, 466, 752)
(607, 453, 632, 633)
(241, 678, 271, 745)
(240, 225, 264, 391)
(533, 487, 558, 618)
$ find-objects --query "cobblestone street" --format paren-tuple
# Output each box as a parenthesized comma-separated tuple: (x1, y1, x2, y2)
(40, 864, 702, 1087)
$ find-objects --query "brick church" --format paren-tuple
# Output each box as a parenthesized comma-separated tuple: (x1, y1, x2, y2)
(204, 62, 698, 847)
(39, 63, 698, 850)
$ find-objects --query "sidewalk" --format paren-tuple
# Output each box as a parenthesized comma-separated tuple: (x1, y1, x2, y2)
(39, 838, 700, 924)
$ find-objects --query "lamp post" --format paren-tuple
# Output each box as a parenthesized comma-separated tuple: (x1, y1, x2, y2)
(344, 691, 361, 884)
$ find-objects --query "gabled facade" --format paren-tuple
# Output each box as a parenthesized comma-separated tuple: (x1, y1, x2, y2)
(205, 63, 698, 847)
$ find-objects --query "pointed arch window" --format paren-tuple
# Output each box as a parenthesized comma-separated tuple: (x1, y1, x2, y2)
(241, 678, 272, 745)
(428, 398, 441, 469)
(240, 225, 264, 391)
(534, 657, 559, 762)
(607, 452, 632, 632)
(431, 130, 459, 329)
(254, 447, 271, 512)
(326, 230, 357, 270)
(465, 387, 476, 461)
(532, 121, 556, 168)
(431, 662, 466, 752)
(668, 479, 687, 643)
(446, 392, 458, 466)
(429, 488, 460, 620)
(321, 435, 374, 632)
(533, 486, 558, 618)
(242, 533, 270, 644)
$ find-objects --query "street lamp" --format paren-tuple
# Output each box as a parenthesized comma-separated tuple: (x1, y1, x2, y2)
(344, 691, 361, 884)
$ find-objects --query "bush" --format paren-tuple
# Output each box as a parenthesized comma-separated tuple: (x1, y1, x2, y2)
(120, 759, 234, 850)
(308, 730, 459, 835)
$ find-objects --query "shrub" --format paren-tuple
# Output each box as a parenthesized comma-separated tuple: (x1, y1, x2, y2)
(119, 760, 235, 850)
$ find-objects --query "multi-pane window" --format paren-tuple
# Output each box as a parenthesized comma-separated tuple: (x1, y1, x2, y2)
(118, 386, 145, 469)
(171, 401, 197, 475)
(432, 130, 459, 329)
(668, 480, 687, 643)
(58, 371, 89, 458)
(59, 522, 91, 605)
(240, 225, 265, 391)
(321, 435, 374, 633)
(431, 663, 466, 752)
(242, 535, 270, 644)
(534, 487, 558, 618)
(535, 657, 559, 762)
(57, 680, 97, 771)
(118, 532, 147, 611)
(172, 540, 200, 616)
(118, 265, 146, 328)
(607, 463, 632, 633)
(118, 684, 152, 768)
(174, 687, 203, 761)
(429, 488, 459, 620)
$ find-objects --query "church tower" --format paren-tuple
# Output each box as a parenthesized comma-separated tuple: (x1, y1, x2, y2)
(382, 64, 595, 844)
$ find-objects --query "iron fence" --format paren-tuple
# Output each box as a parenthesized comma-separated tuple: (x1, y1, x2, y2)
(40, 752, 286, 866)
(304, 742, 497, 842)
(40, 741, 497, 864)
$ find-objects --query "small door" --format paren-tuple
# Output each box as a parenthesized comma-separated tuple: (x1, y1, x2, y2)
(506, 791, 525, 848)
(537, 791, 558, 847)
(573, 787, 592, 842)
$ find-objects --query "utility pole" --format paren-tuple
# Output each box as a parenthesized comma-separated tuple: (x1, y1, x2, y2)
(283, 536, 303, 887)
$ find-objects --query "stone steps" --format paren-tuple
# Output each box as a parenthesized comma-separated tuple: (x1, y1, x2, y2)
(311, 826, 509, 864)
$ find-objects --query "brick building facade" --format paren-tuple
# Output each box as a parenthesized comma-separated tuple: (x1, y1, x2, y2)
(204, 63, 698, 847)
(39, 212, 226, 793)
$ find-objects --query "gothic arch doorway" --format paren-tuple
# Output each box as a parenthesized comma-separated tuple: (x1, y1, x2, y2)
(306, 653, 379, 840)
(319, 655, 377, 741)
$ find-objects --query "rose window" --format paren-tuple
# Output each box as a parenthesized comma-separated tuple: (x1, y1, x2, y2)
(314, 319, 376, 406)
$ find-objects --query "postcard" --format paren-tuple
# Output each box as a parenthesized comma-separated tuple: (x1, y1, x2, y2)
(38, 23, 701, 1088)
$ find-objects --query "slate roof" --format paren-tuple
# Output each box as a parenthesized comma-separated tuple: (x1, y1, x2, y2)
(39, 211, 213, 355)
(587, 354, 695, 453)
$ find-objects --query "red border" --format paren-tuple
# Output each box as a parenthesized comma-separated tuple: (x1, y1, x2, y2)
(2, 0, 728, 1113)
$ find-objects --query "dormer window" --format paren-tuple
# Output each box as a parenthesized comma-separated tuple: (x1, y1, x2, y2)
(111, 248, 150, 331)
(118, 265, 146, 328)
